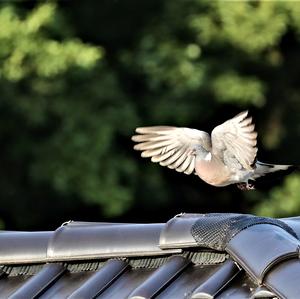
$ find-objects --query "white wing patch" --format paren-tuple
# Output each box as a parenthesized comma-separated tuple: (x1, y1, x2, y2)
(204, 152, 212, 161)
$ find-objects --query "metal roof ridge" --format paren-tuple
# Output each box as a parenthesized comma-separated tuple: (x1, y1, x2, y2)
(1, 214, 300, 265)
(46, 222, 181, 262)
(0, 221, 181, 265)
(0, 231, 52, 265)
(159, 213, 200, 249)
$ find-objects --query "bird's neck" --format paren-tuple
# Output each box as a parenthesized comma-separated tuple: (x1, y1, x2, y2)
(195, 147, 211, 161)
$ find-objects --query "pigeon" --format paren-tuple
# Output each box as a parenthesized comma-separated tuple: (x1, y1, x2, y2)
(132, 111, 294, 190)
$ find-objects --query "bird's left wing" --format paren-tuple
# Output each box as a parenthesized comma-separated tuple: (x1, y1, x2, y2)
(132, 126, 211, 174)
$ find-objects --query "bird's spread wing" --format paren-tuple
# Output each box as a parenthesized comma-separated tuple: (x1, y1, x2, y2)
(211, 111, 258, 170)
(132, 126, 211, 174)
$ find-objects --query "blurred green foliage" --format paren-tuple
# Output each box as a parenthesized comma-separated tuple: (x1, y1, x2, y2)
(253, 174, 300, 217)
(1, 1, 300, 229)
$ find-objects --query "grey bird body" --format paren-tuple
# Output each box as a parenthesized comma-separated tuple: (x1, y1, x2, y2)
(132, 111, 293, 190)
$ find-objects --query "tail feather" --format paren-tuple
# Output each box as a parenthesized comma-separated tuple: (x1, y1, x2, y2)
(252, 161, 296, 180)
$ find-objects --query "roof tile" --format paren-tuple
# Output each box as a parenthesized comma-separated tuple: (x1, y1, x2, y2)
(191, 259, 241, 299)
(0, 213, 298, 298)
(264, 258, 300, 299)
(226, 223, 300, 283)
(8, 263, 65, 299)
(0, 232, 52, 264)
(68, 259, 129, 298)
(47, 223, 180, 262)
(128, 256, 191, 299)
(159, 214, 199, 249)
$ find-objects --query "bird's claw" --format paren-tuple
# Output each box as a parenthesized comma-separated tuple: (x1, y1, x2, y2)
(237, 182, 255, 191)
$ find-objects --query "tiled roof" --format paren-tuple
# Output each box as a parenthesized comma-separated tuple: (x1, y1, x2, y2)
(0, 213, 300, 298)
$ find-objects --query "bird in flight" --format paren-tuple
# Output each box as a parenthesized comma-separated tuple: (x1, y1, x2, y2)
(132, 111, 293, 190)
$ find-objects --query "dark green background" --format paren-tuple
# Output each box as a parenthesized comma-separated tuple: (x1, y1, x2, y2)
(1, 0, 300, 230)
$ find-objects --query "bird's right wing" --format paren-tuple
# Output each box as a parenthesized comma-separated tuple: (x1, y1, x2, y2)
(132, 126, 211, 174)
(211, 111, 258, 170)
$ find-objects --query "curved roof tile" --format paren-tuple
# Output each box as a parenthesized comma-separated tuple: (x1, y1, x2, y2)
(0, 213, 299, 298)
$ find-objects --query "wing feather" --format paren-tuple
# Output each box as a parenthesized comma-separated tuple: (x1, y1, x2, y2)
(160, 148, 185, 167)
(211, 111, 258, 170)
(184, 156, 196, 174)
(151, 150, 175, 163)
(171, 148, 191, 169)
(177, 155, 193, 173)
(134, 139, 178, 151)
(132, 126, 211, 175)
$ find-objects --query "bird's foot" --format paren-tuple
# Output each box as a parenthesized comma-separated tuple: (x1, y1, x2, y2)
(237, 182, 255, 191)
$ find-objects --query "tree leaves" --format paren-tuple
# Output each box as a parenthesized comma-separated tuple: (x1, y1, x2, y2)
(1, 1, 300, 228)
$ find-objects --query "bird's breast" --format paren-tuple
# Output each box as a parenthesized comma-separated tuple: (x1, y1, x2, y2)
(195, 158, 231, 187)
